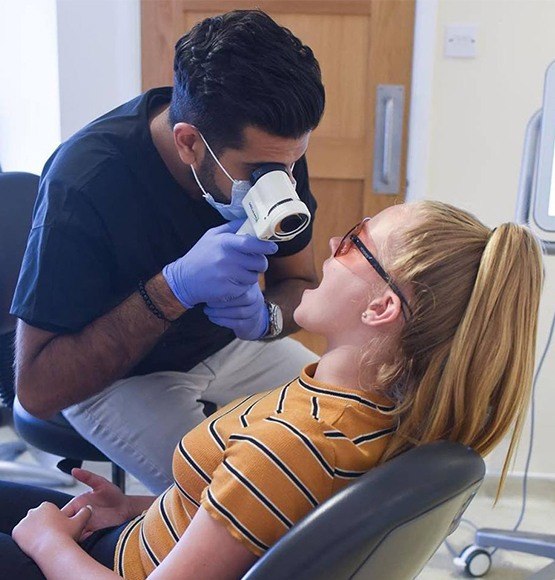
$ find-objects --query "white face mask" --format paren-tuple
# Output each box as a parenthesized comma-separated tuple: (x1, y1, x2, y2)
(191, 133, 250, 221)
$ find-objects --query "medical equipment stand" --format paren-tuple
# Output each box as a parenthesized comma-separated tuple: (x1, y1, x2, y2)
(456, 110, 555, 578)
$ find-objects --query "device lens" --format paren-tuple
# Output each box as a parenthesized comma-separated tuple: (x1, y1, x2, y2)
(279, 214, 308, 234)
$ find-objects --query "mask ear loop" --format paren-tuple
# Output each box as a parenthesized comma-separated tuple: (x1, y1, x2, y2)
(190, 165, 209, 198)
(289, 162, 297, 187)
(196, 131, 238, 183)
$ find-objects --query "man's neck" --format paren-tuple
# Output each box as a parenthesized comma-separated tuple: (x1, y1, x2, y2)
(149, 106, 202, 199)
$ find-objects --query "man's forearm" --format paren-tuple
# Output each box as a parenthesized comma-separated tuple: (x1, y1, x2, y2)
(264, 277, 317, 337)
(16, 274, 185, 418)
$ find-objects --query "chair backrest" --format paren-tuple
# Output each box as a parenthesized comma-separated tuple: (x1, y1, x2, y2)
(243, 441, 485, 580)
(0, 172, 39, 406)
(0, 172, 38, 334)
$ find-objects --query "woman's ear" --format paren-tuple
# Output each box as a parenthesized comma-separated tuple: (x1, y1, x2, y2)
(362, 291, 403, 328)
(173, 123, 202, 165)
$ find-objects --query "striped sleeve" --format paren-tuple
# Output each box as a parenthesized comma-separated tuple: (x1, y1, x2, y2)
(200, 413, 336, 556)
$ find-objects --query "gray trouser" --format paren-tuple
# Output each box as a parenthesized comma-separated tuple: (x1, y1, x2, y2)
(62, 337, 318, 493)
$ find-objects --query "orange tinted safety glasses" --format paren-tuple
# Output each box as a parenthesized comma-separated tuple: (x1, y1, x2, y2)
(334, 218, 413, 320)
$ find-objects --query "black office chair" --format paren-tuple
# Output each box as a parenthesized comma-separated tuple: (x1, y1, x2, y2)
(0, 171, 125, 490)
(244, 441, 485, 580)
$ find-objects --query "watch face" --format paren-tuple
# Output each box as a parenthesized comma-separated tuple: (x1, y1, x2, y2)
(273, 303, 283, 334)
(267, 301, 283, 337)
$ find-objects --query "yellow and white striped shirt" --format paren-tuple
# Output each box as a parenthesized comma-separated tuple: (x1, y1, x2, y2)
(114, 363, 396, 578)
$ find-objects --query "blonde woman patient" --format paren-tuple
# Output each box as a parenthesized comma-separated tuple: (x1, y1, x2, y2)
(0, 200, 543, 579)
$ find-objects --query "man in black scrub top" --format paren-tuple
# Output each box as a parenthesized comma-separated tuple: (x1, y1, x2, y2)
(10, 10, 324, 493)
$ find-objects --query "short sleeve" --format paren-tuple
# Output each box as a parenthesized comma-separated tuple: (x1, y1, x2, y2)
(10, 174, 115, 332)
(274, 155, 318, 258)
(201, 413, 335, 556)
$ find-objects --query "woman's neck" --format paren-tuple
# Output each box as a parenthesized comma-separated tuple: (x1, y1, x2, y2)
(313, 344, 380, 392)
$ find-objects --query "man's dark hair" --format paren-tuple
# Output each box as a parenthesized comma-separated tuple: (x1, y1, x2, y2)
(169, 10, 325, 150)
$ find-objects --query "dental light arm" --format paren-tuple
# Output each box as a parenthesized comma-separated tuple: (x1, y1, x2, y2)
(519, 60, 555, 253)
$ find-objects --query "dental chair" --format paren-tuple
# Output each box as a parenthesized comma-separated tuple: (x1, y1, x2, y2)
(245, 440, 485, 580)
(0, 171, 125, 490)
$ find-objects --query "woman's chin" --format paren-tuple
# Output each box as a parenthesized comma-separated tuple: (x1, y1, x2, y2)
(294, 288, 319, 328)
(293, 298, 310, 327)
(293, 305, 303, 327)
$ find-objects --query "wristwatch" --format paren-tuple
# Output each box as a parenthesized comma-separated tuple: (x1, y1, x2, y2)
(261, 300, 284, 340)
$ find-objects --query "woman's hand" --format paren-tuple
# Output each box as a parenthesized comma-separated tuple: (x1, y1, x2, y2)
(61, 468, 133, 541)
(12, 501, 92, 560)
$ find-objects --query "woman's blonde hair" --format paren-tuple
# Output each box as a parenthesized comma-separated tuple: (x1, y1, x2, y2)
(375, 200, 544, 494)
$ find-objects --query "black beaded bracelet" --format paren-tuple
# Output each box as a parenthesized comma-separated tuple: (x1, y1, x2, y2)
(138, 280, 171, 323)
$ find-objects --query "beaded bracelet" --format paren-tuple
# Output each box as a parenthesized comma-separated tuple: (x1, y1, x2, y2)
(138, 280, 171, 323)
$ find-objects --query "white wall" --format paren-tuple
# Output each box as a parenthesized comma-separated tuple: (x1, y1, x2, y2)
(57, 0, 141, 140)
(0, 0, 61, 174)
(407, 0, 438, 203)
(409, 0, 555, 479)
(0, 0, 140, 174)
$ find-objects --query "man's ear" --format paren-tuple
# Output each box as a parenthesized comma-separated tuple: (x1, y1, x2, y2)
(173, 123, 202, 165)
(362, 291, 403, 328)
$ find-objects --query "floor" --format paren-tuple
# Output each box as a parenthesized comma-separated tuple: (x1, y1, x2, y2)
(417, 484, 554, 579)
(1, 421, 553, 579)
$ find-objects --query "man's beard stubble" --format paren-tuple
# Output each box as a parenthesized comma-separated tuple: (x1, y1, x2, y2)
(195, 152, 230, 204)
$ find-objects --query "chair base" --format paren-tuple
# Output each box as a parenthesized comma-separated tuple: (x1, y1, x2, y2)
(112, 464, 126, 493)
(55, 458, 125, 492)
(476, 528, 555, 559)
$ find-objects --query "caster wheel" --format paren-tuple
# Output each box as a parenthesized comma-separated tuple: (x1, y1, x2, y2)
(454, 544, 492, 577)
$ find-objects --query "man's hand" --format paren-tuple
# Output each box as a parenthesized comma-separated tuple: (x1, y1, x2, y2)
(204, 284, 269, 340)
(163, 220, 278, 309)
(60, 468, 133, 541)
(13, 501, 92, 559)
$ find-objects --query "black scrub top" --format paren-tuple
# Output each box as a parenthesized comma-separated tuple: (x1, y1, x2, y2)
(10, 87, 317, 376)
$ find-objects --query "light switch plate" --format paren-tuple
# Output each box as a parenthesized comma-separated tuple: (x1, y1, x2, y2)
(444, 24, 478, 58)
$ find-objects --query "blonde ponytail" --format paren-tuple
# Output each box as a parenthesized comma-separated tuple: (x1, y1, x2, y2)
(377, 202, 544, 496)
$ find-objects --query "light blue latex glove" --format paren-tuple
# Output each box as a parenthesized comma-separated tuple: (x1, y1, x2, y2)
(162, 220, 278, 309)
(204, 284, 269, 341)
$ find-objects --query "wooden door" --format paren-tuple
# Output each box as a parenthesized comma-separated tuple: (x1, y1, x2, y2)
(141, 0, 415, 354)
